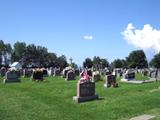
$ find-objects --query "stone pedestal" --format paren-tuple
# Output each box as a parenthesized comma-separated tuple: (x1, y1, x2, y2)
(73, 81, 98, 103)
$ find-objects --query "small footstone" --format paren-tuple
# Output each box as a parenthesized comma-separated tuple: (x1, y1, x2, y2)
(130, 114, 155, 120)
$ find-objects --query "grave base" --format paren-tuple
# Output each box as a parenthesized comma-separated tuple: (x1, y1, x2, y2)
(121, 79, 156, 84)
(3, 79, 20, 83)
(73, 94, 98, 103)
(130, 114, 155, 120)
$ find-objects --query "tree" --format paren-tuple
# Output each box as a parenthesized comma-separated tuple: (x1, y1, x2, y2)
(126, 50, 148, 68)
(100, 58, 109, 69)
(93, 56, 101, 69)
(22, 44, 51, 67)
(0, 40, 5, 66)
(71, 62, 78, 68)
(0, 40, 12, 66)
(121, 59, 127, 68)
(111, 59, 123, 68)
(46, 52, 57, 67)
(56, 55, 68, 70)
(12, 41, 26, 62)
(83, 58, 93, 68)
(150, 52, 160, 68)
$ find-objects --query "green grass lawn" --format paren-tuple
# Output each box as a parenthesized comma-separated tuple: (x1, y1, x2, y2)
(0, 76, 160, 120)
(135, 73, 149, 80)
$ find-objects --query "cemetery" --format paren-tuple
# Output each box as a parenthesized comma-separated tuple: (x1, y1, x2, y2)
(0, 40, 160, 120)
(0, 65, 160, 120)
(1, 0, 160, 119)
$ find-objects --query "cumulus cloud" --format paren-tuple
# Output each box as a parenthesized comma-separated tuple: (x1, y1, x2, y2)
(83, 35, 93, 40)
(122, 23, 160, 53)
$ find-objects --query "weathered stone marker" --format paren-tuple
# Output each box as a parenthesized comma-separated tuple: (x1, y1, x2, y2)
(3, 70, 20, 83)
(73, 81, 98, 103)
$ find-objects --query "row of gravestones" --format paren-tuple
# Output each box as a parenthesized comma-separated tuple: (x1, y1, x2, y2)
(122, 68, 160, 81)
(2, 67, 81, 83)
(2, 68, 52, 83)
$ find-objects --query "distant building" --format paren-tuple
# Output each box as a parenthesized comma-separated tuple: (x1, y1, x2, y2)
(10, 62, 22, 70)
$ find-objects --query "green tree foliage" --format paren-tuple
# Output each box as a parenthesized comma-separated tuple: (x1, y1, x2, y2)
(93, 56, 101, 69)
(101, 58, 109, 69)
(83, 58, 93, 68)
(121, 59, 127, 68)
(83, 56, 109, 69)
(0, 40, 12, 66)
(46, 52, 57, 67)
(150, 52, 160, 68)
(71, 62, 78, 68)
(56, 55, 68, 70)
(111, 59, 123, 68)
(126, 50, 148, 68)
(12, 41, 26, 62)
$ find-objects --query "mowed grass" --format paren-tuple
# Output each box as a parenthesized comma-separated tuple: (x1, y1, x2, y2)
(0, 75, 160, 120)
(135, 73, 149, 80)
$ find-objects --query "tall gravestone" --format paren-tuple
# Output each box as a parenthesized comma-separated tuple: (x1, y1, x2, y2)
(104, 74, 118, 88)
(3, 70, 20, 83)
(73, 81, 98, 103)
(31, 70, 43, 81)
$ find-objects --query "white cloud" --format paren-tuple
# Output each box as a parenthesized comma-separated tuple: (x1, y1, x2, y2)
(83, 35, 93, 40)
(122, 23, 160, 53)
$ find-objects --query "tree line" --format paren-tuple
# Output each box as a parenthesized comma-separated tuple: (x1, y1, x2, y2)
(83, 50, 160, 69)
(0, 40, 160, 69)
(0, 40, 68, 69)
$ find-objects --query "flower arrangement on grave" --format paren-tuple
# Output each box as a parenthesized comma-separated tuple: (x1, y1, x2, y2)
(79, 71, 91, 83)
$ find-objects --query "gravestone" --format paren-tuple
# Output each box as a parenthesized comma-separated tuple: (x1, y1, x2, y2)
(3, 70, 20, 83)
(74, 69, 80, 76)
(113, 68, 123, 78)
(48, 67, 54, 76)
(156, 70, 160, 81)
(87, 69, 92, 77)
(62, 66, 72, 78)
(73, 81, 99, 103)
(92, 71, 100, 82)
(65, 70, 75, 80)
(150, 71, 157, 79)
(141, 69, 148, 76)
(31, 69, 43, 81)
(42, 69, 48, 77)
(0, 67, 6, 77)
(123, 69, 135, 80)
(53, 68, 61, 76)
(23, 69, 32, 77)
(104, 74, 118, 88)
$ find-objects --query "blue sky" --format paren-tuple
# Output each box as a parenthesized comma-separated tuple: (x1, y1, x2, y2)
(0, 0, 160, 66)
